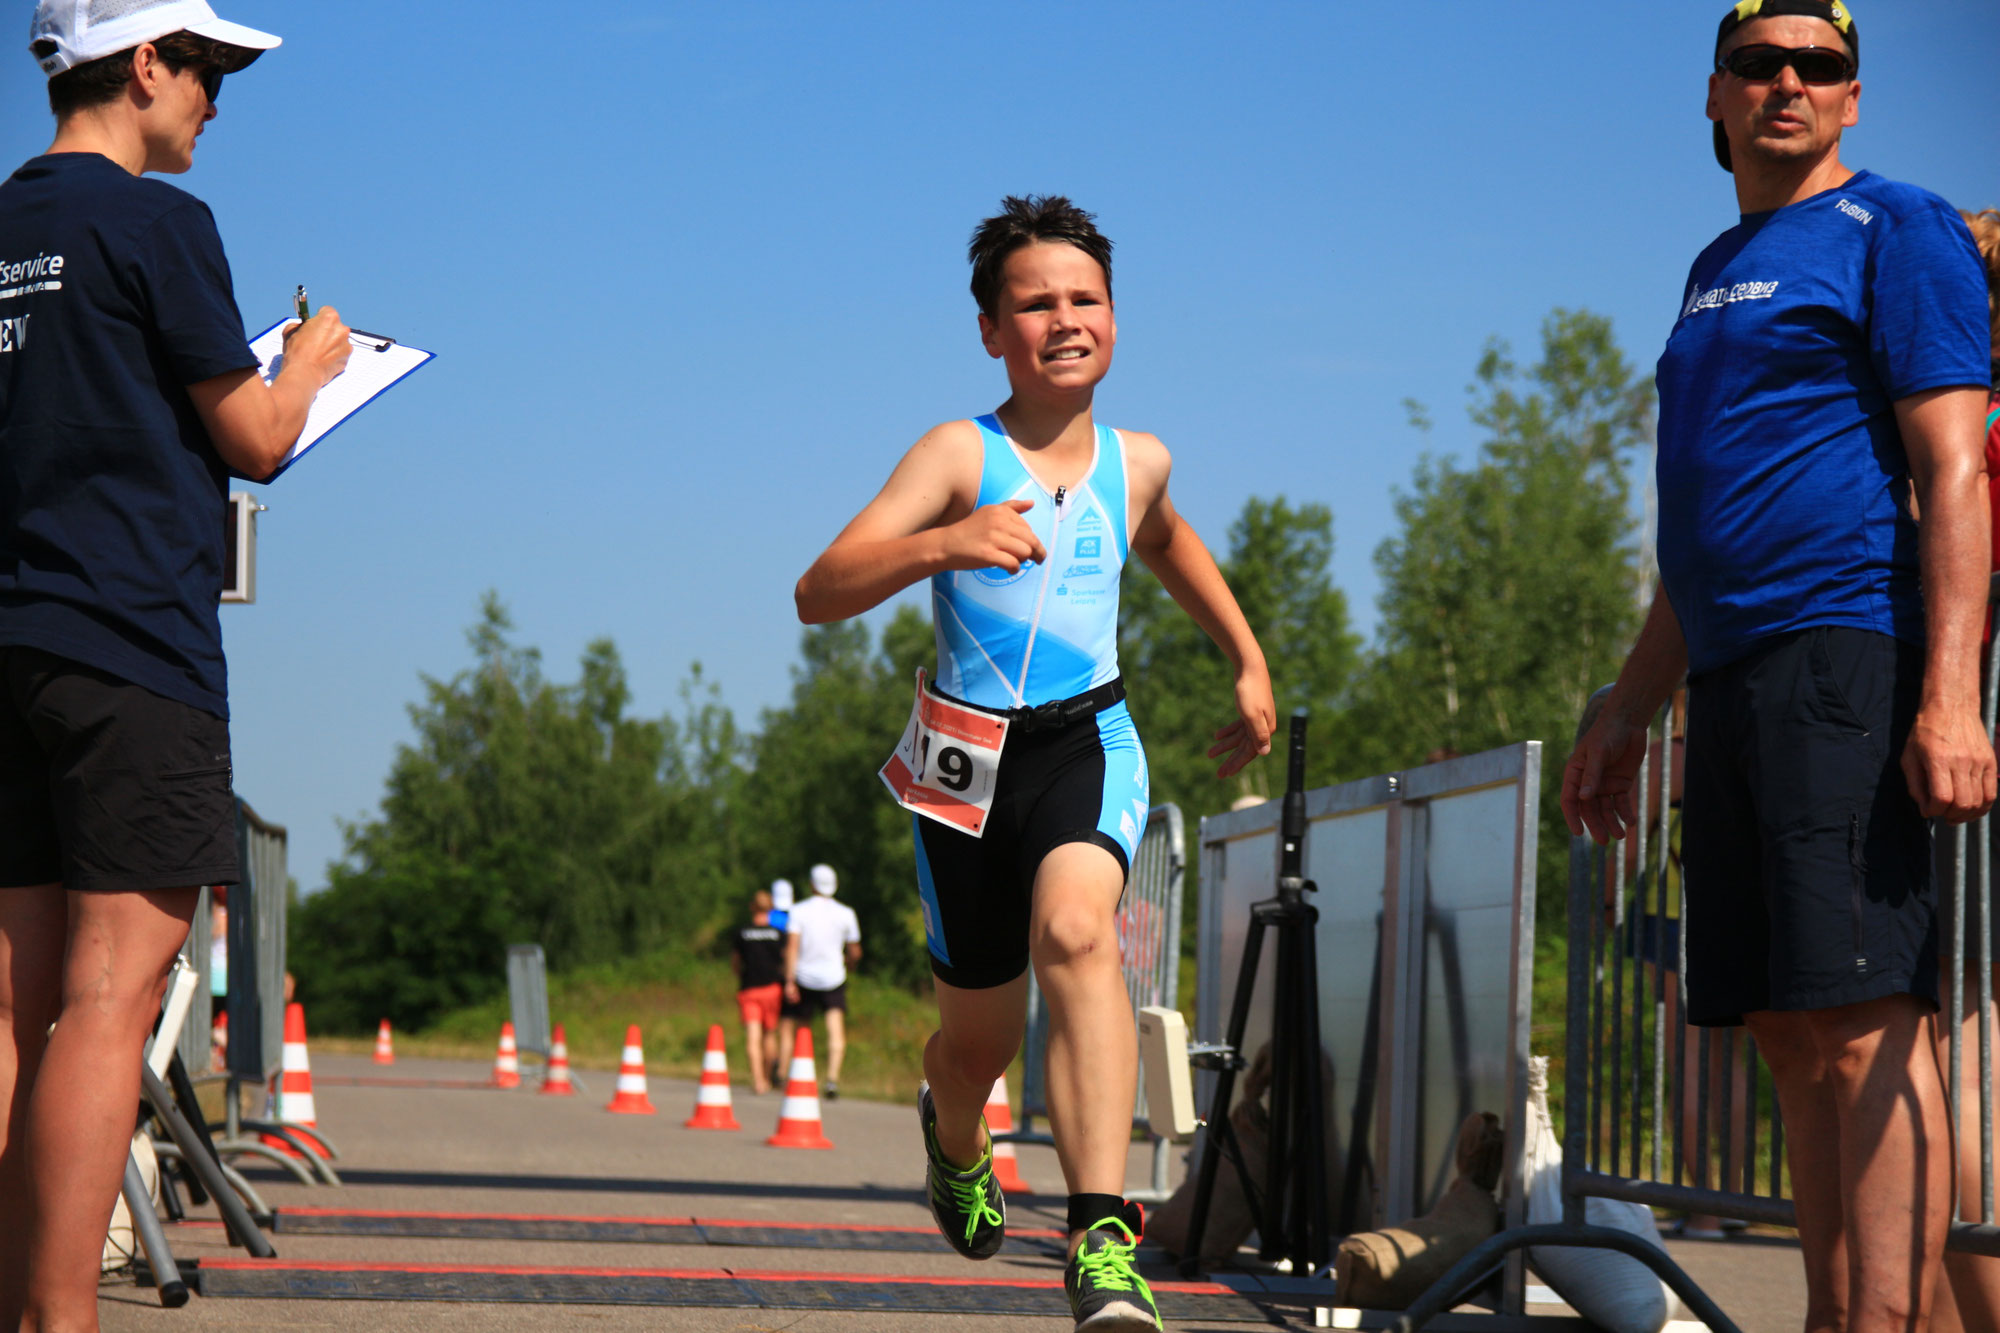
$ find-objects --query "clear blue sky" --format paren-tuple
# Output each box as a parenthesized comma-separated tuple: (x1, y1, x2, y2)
(4, 2, 1995, 891)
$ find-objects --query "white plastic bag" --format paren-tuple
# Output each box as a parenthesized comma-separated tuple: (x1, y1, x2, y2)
(1521, 1056, 1672, 1333)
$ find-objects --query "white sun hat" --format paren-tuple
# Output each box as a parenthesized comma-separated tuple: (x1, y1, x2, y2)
(31, 0, 281, 77)
(809, 864, 837, 896)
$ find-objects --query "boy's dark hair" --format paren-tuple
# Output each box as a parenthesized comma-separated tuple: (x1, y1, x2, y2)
(39, 30, 231, 118)
(967, 195, 1113, 319)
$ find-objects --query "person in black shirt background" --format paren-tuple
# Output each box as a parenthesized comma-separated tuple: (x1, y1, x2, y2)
(0, 2, 352, 1325)
(732, 890, 788, 1094)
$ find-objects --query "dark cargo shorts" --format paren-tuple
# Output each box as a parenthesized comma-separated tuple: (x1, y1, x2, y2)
(0, 646, 238, 892)
(1682, 626, 1936, 1026)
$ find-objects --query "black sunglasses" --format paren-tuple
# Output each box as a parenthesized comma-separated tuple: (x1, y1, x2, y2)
(191, 64, 224, 103)
(1717, 43, 1854, 85)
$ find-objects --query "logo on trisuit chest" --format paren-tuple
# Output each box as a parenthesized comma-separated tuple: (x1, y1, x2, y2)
(0, 315, 28, 353)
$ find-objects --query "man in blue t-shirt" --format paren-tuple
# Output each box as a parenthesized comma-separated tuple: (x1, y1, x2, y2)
(0, 2, 353, 1324)
(1563, 4, 1993, 1330)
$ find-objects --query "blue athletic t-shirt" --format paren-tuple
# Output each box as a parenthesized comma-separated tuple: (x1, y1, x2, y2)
(1655, 171, 1990, 675)
(0, 154, 258, 717)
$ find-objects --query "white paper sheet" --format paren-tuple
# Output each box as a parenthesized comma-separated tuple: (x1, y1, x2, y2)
(248, 319, 434, 476)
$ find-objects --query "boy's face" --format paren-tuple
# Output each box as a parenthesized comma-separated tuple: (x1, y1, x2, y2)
(979, 241, 1115, 397)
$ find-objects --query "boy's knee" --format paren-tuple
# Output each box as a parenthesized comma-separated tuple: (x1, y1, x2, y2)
(1033, 905, 1118, 972)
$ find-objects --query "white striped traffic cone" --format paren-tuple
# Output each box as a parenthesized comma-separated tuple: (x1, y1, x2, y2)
(685, 1024, 742, 1129)
(606, 1024, 656, 1114)
(373, 1018, 394, 1065)
(540, 1023, 575, 1096)
(985, 1074, 1029, 1193)
(492, 1021, 521, 1088)
(767, 1027, 833, 1149)
(261, 1003, 327, 1157)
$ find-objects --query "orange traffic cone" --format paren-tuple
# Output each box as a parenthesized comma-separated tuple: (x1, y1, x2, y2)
(606, 1025, 656, 1114)
(261, 1003, 328, 1158)
(373, 1019, 395, 1065)
(985, 1074, 1029, 1193)
(492, 1021, 521, 1088)
(685, 1024, 741, 1129)
(540, 1023, 575, 1096)
(767, 1028, 834, 1149)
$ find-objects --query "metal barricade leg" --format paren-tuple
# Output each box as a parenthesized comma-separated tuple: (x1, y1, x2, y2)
(122, 1153, 189, 1308)
(141, 1063, 276, 1257)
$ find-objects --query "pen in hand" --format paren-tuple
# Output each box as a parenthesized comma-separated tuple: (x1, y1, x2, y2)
(294, 284, 308, 322)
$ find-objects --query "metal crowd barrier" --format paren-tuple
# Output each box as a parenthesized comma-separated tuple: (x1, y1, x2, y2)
(1392, 636, 2000, 1332)
(508, 943, 554, 1063)
(1007, 803, 1186, 1200)
(1197, 744, 1543, 1311)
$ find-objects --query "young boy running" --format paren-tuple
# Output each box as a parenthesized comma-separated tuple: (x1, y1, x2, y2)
(796, 195, 1274, 1331)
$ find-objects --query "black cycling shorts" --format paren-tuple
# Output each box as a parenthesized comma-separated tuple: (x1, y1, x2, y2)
(0, 646, 238, 892)
(1682, 626, 1935, 1026)
(782, 983, 848, 1020)
(914, 695, 1149, 989)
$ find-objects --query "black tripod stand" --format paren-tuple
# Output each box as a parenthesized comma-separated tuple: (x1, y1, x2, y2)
(1179, 711, 1331, 1278)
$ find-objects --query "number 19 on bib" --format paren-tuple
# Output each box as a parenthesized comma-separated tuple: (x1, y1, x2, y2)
(878, 670, 1008, 837)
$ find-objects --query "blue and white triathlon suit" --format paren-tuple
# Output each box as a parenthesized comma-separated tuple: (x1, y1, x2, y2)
(915, 413, 1150, 988)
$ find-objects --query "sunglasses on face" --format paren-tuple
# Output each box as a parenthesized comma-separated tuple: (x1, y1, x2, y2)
(189, 63, 223, 103)
(1716, 44, 1854, 85)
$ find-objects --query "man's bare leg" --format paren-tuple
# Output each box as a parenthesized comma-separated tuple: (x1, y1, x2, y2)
(1746, 1009, 1851, 1333)
(0, 885, 68, 1328)
(775, 1016, 797, 1079)
(21, 886, 198, 1333)
(1933, 964, 2000, 1333)
(824, 1008, 847, 1087)
(925, 972, 1029, 1168)
(1753, 995, 1951, 1333)
(1028, 842, 1134, 1254)
(745, 1020, 769, 1094)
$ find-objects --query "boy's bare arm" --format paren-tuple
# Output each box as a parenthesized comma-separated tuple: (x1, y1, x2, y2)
(1126, 433, 1275, 777)
(795, 421, 1045, 623)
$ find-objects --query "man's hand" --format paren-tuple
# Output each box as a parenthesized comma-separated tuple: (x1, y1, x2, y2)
(1901, 704, 1998, 823)
(940, 500, 1046, 573)
(1206, 661, 1276, 779)
(1562, 709, 1650, 844)
(278, 305, 353, 388)
(784, 980, 800, 1004)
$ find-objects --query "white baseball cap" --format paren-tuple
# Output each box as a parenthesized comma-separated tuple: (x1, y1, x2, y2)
(770, 878, 795, 910)
(31, 0, 281, 77)
(809, 864, 837, 896)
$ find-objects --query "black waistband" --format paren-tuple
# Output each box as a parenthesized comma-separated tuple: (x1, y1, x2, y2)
(932, 677, 1126, 734)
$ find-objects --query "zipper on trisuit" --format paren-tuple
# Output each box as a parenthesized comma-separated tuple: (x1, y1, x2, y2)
(1014, 484, 1066, 704)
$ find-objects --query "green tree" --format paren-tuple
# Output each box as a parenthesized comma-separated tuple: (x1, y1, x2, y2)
(1343, 309, 1653, 918)
(290, 595, 744, 1030)
(737, 605, 936, 987)
(1120, 496, 1362, 821)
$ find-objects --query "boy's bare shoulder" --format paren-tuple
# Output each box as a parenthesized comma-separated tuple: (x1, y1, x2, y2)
(906, 418, 985, 471)
(1116, 428, 1173, 486)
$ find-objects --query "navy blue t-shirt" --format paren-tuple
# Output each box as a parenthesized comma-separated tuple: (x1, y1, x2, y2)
(1655, 171, 1990, 676)
(0, 154, 257, 717)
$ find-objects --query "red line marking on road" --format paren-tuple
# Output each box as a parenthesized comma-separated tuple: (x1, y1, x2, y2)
(313, 1076, 504, 1089)
(196, 1258, 1235, 1295)
(269, 1205, 1067, 1241)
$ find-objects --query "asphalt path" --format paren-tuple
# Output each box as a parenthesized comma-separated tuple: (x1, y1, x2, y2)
(101, 1052, 1809, 1331)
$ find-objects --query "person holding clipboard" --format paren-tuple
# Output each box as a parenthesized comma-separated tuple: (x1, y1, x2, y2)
(0, 2, 351, 1325)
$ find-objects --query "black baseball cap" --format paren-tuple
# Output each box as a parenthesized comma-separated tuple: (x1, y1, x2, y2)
(1711, 0, 1860, 171)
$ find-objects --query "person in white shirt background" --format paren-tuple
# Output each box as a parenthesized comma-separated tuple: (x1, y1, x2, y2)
(778, 864, 861, 1099)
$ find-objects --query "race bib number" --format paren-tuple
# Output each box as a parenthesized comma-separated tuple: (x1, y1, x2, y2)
(878, 670, 1008, 837)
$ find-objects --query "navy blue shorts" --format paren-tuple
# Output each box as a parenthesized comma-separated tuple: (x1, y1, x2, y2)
(1682, 627, 1936, 1026)
(914, 697, 1149, 989)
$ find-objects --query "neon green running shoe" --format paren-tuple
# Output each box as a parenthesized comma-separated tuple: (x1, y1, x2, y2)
(917, 1082, 1005, 1260)
(1066, 1216, 1160, 1331)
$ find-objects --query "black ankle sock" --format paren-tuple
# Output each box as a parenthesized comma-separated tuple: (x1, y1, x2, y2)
(1067, 1193, 1142, 1237)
